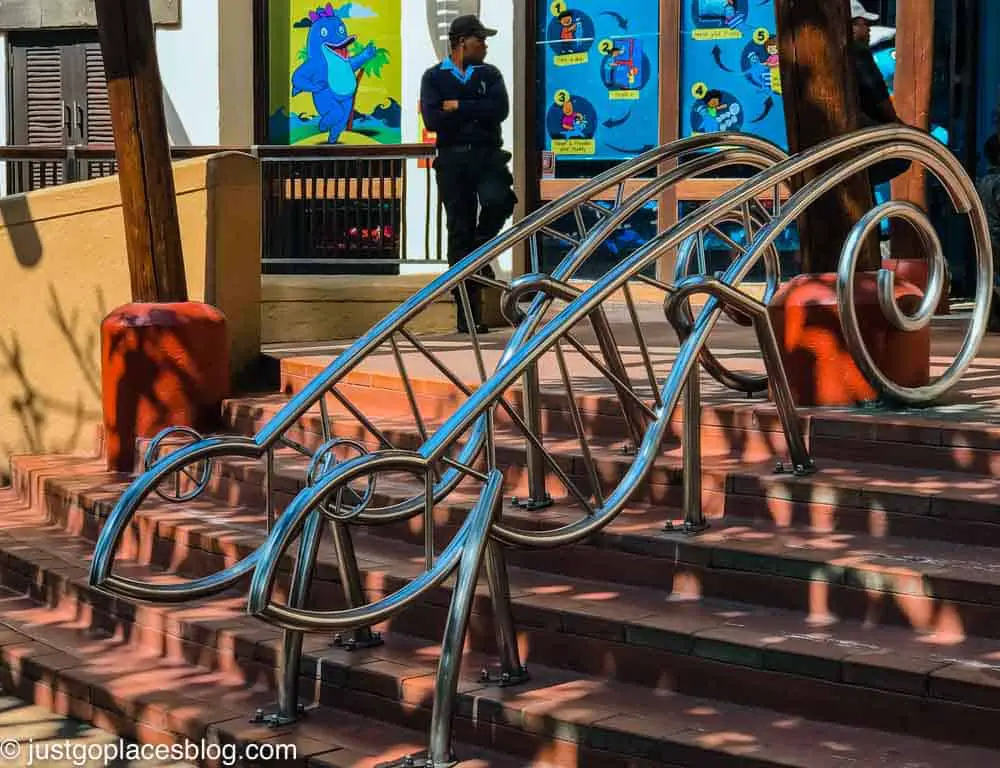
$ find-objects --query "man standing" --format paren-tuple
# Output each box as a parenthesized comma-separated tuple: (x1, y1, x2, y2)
(420, 14, 516, 334)
(849, 0, 910, 185)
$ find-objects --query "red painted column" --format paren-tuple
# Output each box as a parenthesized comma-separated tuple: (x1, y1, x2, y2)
(767, 273, 930, 406)
(101, 303, 229, 472)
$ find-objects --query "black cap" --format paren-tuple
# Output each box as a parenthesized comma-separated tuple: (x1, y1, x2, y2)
(449, 14, 498, 39)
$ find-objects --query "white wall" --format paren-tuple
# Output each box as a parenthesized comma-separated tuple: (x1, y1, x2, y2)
(401, 0, 516, 273)
(0, 15, 219, 151)
(155, 4, 221, 146)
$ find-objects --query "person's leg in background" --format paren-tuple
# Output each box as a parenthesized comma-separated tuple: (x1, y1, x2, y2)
(435, 151, 482, 333)
(475, 150, 517, 248)
(473, 149, 518, 294)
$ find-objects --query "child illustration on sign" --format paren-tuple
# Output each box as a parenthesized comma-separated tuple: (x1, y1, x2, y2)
(764, 36, 779, 68)
(547, 1, 593, 57)
(599, 38, 650, 93)
(292, 3, 379, 143)
(744, 33, 781, 94)
(695, 88, 742, 132)
(558, 10, 578, 44)
(560, 98, 589, 138)
(547, 90, 597, 146)
(694, 0, 747, 28)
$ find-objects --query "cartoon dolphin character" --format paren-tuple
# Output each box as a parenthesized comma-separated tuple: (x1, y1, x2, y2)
(292, 4, 377, 143)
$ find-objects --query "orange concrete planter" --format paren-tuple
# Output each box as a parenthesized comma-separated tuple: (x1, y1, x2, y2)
(101, 302, 229, 472)
(766, 273, 930, 407)
(882, 257, 950, 315)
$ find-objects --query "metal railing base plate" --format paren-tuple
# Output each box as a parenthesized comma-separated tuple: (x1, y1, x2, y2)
(250, 704, 306, 728)
(510, 495, 553, 511)
(376, 751, 457, 768)
(663, 519, 712, 536)
(331, 629, 385, 651)
(478, 664, 530, 688)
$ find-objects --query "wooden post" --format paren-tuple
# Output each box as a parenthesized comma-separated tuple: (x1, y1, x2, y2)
(775, 0, 879, 272)
(512, 0, 539, 278)
(890, 0, 935, 257)
(95, 0, 187, 302)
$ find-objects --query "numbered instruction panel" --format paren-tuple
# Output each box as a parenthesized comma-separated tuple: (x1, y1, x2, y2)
(536, 0, 662, 163)
(679, 0, 788, 148)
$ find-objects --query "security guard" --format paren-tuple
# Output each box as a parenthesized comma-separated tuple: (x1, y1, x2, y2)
(420, 14, 517, 334)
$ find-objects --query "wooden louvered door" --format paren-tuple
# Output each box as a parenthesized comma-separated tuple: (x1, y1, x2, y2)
(8, 31, 115, 193)
(77, 41, 117, 180)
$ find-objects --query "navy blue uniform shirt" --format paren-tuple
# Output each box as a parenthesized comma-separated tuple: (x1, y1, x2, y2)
(419, 59, 509, 149)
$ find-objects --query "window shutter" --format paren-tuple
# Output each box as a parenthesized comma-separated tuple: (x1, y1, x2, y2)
(13, 44, 67, 190)
(82, 42, 117, 179)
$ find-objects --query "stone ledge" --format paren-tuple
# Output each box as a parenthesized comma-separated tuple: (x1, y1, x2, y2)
(0, 0, 180, 30)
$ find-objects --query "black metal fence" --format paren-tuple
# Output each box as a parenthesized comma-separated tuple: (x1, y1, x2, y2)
(0, 143, 442, 275)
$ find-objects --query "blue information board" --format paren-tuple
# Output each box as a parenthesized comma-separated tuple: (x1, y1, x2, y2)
(536, 0, 661, 161)
(679, 0, 788, 149)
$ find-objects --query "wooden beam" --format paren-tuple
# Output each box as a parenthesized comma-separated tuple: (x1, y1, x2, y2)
(511, 0, 539, 278)
(775, 0, 879, 272)
(656, 0, 682, 282)
(890, 0, 934, 258)
(95, 0, 187, 302)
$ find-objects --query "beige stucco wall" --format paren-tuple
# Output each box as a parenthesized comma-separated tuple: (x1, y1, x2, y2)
(0, 152, 261, 480)
(261, 275, 506, 345)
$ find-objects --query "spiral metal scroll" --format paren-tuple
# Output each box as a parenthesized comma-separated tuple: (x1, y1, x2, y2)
(143, 426, 213, 503)
(838, 199, 993, 405)
(305, 438, 377, 521)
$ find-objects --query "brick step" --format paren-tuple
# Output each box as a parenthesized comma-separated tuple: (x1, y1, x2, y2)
(38, 450, 1000, 640)
(0, 602, 525, 768)
(273, 362, 1000, 475)
(215, 402, 1000, 548)
(0, 490, 537, 767)
(205, 412, 1000, 546)
(0, 693, 197, 767)
(0, 483, 997, 767)
(20, 456, 1000, 750)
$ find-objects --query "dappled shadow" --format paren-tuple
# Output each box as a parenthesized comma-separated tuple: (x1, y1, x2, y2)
(0, 286, 114, 482)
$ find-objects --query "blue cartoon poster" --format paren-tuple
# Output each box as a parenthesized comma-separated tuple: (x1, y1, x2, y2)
(268, 0, 402, 145)
(680, 0, 787, 149)
(536, 0, 661, 162)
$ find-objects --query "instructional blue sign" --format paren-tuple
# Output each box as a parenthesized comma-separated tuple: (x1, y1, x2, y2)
(679, 0, 788, 149)
(536, 0, 661, 162)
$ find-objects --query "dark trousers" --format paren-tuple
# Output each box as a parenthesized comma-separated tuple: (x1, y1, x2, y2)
(434, 145, 517, 329)
(869, 157, 912, 188)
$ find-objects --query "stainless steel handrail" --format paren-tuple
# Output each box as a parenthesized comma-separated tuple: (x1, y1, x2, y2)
(89, 131, 789, 599)
(87, 124, 992, 766)
(87, 131, 791, 757)
(415, 125, 990, 552)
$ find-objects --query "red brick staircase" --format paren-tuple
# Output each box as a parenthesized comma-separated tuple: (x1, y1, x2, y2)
(4, 354, 1000, 766)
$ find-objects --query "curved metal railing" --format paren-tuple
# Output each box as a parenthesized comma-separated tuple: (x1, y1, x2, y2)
(89, 125, 992, 766)
(242, 125, 989, 764)
(88, 130, 791, 753)
(89, 130, 789, 601)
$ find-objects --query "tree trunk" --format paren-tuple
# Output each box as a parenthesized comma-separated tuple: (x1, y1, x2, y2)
(775, 0, 880, 272)
(95, 0, 187, 302)
(890, 0, 935, 258)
